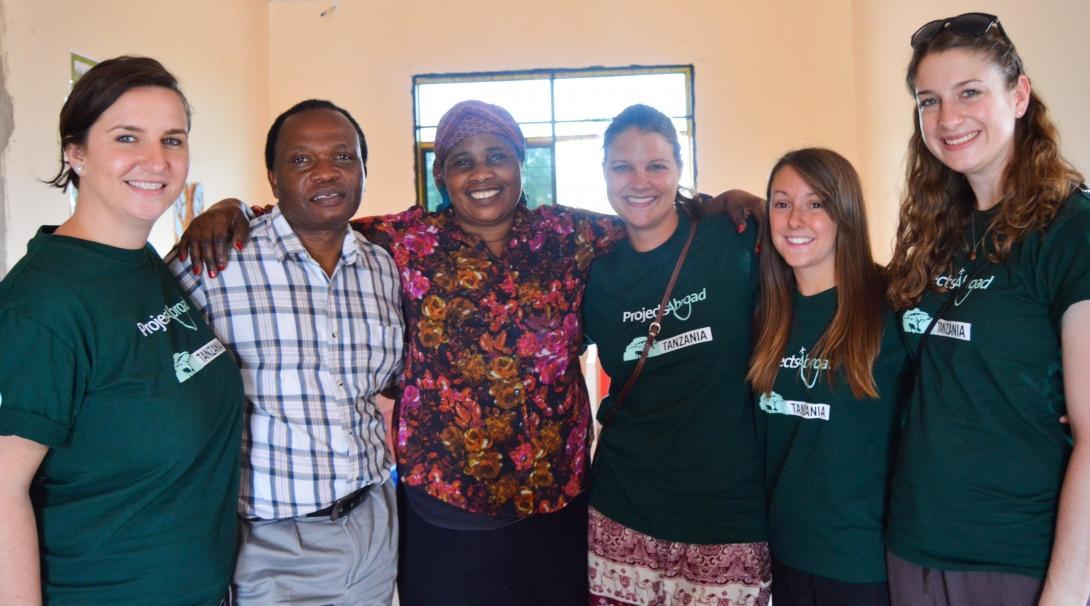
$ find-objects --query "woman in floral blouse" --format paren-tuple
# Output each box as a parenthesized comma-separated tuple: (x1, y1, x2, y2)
(357, 101, 625, 605)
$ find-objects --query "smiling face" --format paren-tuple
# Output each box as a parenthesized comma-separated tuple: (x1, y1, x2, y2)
(439, 132, 522, 237)
(65, 86, 189, 231)
(769, 165, 838, 295)
(269, 108, 365, 236)
(603, 127, 680, 252)
(913, 48, 1030, 195)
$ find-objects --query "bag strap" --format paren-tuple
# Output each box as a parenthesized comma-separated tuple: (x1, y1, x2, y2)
(602, 219, 700, 428)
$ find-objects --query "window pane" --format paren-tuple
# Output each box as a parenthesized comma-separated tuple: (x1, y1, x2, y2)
(555, 137, 610, 214)
(413, 67, 695, 210)
(416, 79, 552, 128)
(553, 73, 688, 122)
(554, 120, 608, 138)
(522, 147, 555, 208)
(423, 147, 555, 212)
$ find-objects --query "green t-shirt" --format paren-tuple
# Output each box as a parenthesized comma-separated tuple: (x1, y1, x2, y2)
(0, 229, 244, 605)
(888, 189, 1090, 578)
(757, 287, 909, 583)
(583, 212, 766, 544)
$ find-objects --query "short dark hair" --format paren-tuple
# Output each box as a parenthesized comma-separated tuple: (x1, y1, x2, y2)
(264, 99, 367, 172)
(48, 55, 190, 190)
(602, 103, 683, 168)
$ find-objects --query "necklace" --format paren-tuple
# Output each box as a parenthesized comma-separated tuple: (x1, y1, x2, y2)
(968, 212, 993, 261)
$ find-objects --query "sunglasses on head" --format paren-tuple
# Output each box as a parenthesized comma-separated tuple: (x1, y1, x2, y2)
(910, 12, 1006, 48)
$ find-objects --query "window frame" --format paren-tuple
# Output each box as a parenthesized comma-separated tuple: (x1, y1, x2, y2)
(412, 64, 696, 208)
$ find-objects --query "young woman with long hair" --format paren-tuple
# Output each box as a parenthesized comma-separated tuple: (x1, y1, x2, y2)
(749, 148, 908, 605)
(883, 13, 1090, 605)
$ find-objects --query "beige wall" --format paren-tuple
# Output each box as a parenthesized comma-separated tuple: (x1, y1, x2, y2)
(266, 0, 862, 217)
(852, 0, 1090, 261)
(0, 0, 270, 273)
(0, 1, 11, 274)
(1, 0, 1088, 272)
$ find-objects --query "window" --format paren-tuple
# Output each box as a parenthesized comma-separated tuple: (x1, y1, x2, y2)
(413, 66, 695, 214)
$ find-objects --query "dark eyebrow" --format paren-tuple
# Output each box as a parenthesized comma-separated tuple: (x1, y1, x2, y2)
(915, 79, 985, 97)
(106, 124, 187, 136)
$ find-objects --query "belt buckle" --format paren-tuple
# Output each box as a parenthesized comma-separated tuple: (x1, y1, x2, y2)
(329, 499, 347, 521)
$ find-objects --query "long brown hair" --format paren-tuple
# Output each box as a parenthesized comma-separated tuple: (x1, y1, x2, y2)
(886, 25, 1084, 310)
(748, 148, 886, 399)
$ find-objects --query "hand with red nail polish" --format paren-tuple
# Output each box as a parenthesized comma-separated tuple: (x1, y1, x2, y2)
(176, 198, 252, 275)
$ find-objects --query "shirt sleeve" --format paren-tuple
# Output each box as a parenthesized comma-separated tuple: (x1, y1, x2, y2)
(165, 250, 210, 314)
(1041, 200, 1090, 327)
(0, 314, 84, 447)
(561, 206, 626, 254)
(351, 207, 420, 252)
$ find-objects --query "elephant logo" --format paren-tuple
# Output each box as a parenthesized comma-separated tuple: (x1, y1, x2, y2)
(902, 308, 933, 335)
(759, 391, 787, 415)
(173, 351, 198, 383)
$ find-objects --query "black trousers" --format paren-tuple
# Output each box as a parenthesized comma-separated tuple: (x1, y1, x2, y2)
(772, 558, 891, 606)
(397, 487, 589, 606)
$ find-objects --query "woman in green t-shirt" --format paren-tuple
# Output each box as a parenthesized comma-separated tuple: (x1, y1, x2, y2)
(749, 148, 908, 605)
(584, 104, 770, 605)
(884, 13, 1090, 605)
(0, 57, 244, 605)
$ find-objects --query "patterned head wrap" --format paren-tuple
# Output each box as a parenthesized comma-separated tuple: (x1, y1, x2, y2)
(432, 100, 526, 186)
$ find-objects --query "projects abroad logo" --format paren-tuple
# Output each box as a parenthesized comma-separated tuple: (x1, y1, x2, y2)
(780, 346, 830, 389)
(137, 299, 198, 337)
(934, 267, 995, 306)
(622, 288, 707, 323)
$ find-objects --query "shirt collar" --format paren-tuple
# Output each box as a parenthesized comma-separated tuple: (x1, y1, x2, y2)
(265, 205, 361, 266)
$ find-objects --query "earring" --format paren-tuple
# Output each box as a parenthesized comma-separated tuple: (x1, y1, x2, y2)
(73, 165, 84, 175)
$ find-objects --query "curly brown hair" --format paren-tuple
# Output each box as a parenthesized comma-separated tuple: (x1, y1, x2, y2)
(886, 26, 1084, 310)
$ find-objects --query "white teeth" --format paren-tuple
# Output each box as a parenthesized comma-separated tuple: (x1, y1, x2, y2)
(128, 181, 164, 191)
(469, 189, 500, 200)
(627, 196, 655, 204)
(313, 193, 340, 200)
(944, 132, 978, 146)
(786, 237, 813, 245)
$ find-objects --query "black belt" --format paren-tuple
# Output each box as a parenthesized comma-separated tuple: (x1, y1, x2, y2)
(306, 485, 372, 521)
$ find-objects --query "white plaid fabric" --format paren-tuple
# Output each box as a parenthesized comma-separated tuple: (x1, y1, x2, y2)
(168, 206, 404, 520)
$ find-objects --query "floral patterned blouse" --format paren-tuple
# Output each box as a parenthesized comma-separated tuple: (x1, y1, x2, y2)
(354, 202, 624, 518)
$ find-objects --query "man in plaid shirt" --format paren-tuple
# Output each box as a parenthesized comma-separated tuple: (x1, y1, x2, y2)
(168, 99, 403, 605)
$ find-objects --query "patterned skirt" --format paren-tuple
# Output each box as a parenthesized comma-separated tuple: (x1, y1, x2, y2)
(588, 506, 771, 606)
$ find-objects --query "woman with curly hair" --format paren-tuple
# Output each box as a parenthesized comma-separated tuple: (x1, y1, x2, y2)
(883, 13, 1090, 606)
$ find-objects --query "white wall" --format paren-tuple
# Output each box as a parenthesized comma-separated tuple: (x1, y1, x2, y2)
(0, 0, 270, 274)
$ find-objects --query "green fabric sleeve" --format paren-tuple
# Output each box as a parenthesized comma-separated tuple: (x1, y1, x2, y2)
(0, 315, 82, 447)
(1043, 201, 1090, 327)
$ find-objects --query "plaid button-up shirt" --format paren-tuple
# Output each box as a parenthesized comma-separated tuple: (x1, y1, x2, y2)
(168, 206, 404, 520)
